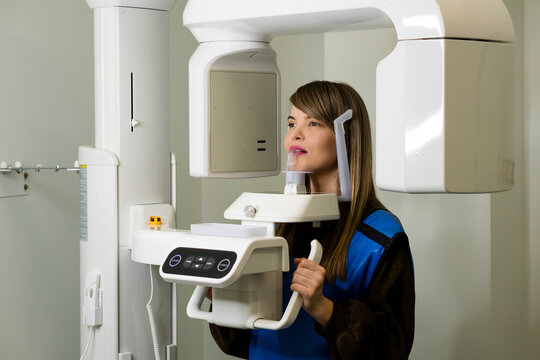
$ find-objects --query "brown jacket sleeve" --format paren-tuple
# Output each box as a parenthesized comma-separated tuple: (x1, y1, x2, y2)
(315, 233, 415, 360)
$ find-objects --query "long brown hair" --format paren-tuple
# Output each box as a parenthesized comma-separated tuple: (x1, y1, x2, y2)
(277, 81, 385, 281)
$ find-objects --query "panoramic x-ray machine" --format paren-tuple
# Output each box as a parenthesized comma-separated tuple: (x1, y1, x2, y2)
(79, 0, 514, 359)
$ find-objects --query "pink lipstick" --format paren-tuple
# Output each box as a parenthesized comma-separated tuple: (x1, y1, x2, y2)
(289, 145, 307, 156)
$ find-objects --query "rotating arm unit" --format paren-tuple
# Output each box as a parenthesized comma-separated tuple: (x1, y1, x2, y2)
(184, 0, 516, 193)
(183, 0, 514, 43)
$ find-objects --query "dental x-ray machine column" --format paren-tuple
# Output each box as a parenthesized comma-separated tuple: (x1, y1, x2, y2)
(79, 0, 514, 359)
(80, 1, 176, 359)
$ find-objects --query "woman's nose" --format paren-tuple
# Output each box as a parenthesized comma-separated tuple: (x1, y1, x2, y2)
(290, 126, 304, 140)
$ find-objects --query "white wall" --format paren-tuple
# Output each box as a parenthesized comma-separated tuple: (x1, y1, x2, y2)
(0, 0, 537, 359)
(0, 0, 93, 359)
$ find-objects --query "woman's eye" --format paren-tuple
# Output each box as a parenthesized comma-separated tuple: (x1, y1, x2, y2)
(287, 122, 296, 129)
(308, 121, 321, 127)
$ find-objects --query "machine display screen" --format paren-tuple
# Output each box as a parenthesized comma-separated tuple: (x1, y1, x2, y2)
(161, 247, 237, 279)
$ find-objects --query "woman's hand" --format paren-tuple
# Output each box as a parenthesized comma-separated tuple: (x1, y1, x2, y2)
(291, 258, 334, 327)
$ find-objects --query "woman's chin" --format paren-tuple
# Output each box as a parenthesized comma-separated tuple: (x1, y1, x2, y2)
(290, 166, 310, 172)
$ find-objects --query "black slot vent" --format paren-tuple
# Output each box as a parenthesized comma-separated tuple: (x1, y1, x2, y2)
(257, 148, 267, 152)
(130, 72, 134, 132)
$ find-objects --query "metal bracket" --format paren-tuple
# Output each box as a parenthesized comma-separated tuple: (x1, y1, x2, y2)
(0, 171, 29, 198)
(0, 160, 79, 198)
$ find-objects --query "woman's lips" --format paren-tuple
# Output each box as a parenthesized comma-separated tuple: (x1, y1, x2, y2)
(289, 145, 307, 157)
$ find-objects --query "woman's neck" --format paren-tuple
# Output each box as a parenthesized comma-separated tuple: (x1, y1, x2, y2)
(309, 169, 339, 194)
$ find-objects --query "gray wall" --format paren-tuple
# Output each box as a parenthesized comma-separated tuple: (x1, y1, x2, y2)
(1, 0, 538, 359)
(524, 0, 540, 358)
(0, 0, 93, 358)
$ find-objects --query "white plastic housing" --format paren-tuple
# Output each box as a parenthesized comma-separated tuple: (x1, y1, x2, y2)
(183, 0, 515, 193)
(334, 110, 353, 201)
(155, 230, 322, 330)
(183, 0, 514, 43)
(191, 223, 268, 238)
(159, 232, 289, 287)
(83, 271, 103, 327)
(79, 146, 119, 359)
(224, 192, 340, 223)
(208, 272, 282, 329)
(83, 2, 175, 359)
(189, 41, 280, 178)
(86, 0, 175, 10)
(376, 39, 515, 193)
(185, 240, 323, 330)
(129, 203, 176, 249)
(131, 229, 188, 265)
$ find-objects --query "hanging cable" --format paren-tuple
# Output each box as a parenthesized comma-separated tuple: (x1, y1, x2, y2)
(79, 326, 95, 360)
(147, 264, 162, 360)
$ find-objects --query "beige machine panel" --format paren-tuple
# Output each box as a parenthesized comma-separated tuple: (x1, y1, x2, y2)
(444, 41, 515, 192)
(209, 71, 278, 174)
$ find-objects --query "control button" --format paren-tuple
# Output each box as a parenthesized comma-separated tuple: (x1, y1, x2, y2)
(191, 263, 202, 270)
(195, 256, 207, 263)
(244, 205, 256, 218)
(169, 254, 182, 267)
(183, 256, 195, 268)
(203, 257, 216, 270)
(217, 259, 231, 272)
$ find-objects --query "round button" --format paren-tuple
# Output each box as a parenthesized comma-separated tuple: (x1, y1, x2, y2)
(217, 259, 231, 272)
(169, 254, 182, 267)
(243, 205, 256, 218)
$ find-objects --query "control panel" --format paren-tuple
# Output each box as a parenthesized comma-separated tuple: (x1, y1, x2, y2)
(162, 247, 237, 279)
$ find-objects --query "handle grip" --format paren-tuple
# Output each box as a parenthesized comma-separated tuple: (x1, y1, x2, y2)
(251, 239, 323, 330)
(186, 285, 213, 322)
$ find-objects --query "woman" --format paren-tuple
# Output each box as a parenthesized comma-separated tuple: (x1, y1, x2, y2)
(210, 81, 415, 359)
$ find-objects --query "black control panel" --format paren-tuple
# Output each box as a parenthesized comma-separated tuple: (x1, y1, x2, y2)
(162, 247, 237, 279)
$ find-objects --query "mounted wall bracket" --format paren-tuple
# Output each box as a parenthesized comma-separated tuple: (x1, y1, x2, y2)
(0, 163, 29, 198)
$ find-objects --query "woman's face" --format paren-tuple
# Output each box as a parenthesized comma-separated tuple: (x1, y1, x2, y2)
(284, 106, 338, 175)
